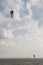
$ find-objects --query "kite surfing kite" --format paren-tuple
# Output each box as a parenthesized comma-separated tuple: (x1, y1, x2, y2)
(10, 10, 14, 17)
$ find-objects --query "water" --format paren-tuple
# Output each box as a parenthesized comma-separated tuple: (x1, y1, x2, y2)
(0, 58, 43, 65)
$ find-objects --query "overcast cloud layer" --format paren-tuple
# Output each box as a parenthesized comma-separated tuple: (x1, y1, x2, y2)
(0, 0, 43, 58)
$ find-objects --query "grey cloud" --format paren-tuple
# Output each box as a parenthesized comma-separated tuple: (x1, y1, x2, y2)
(0, 28, 4, 39)
(32, 3, 43, 26)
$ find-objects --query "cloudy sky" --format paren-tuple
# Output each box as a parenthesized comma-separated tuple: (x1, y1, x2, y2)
(0, 0, 43, 58)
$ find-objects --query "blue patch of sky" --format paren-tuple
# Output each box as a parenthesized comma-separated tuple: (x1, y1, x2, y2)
(0, 20, 20, 30)
(19, 8, 29, 17)
(22, 0, 27, 8)
(22, 0, 29, 8)
(9, 20, 20, 28)
(0, 4, 4, 12)
(12, 20, 19, 26)
(6, 13, 10, 18)
(0, 0, 5, 12)
(0, 0, 10, 18)
(22, 0, 28, 7)
(19, 0, 29, 17)
(0, 4, 9, 18)
(13, 29, 28, 36)
(0, 23, 8, 29)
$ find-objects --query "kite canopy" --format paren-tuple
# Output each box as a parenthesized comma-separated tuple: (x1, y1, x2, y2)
(10, 10, 14, 17)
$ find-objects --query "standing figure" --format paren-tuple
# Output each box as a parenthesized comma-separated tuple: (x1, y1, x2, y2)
(33, 54, 36, 58)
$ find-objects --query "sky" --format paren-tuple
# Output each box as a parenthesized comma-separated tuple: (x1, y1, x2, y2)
(0, 0, 43, 58)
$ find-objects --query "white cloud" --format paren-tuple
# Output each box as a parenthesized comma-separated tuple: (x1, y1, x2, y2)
(0, 40, 19, 48)
(3, 28, 14, 39)
(0, 12, 6, 24)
